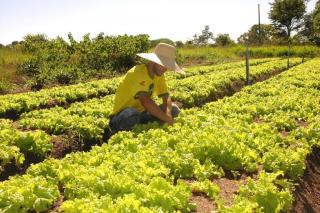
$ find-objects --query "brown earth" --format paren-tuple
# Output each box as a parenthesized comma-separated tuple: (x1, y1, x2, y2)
(292, 147, 320, 213)
(186, 174, 246, 212)
(213, 178, 244, 207)
(0, 152, 43, 181)
(47, 185, 65, 213)
(50, 134, 82, 159)
(189, 192, 217, 213)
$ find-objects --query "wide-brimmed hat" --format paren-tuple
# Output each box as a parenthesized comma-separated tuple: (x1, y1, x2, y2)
(137, 43, 185, 74)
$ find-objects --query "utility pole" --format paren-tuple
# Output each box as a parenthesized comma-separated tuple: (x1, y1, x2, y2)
(258, 4, 261, 45)
(245, 45, 250, 85)
(287, 40, 291, 69)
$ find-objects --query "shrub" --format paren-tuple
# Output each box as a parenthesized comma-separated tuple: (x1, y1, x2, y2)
(0, 78, 11, 93)
(18, 33, 150, 86)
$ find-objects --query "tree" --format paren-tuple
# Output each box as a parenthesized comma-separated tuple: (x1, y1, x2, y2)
(238, 24, 277, 45)
(314, 1, 320, 37)
(293, 13, 314, 44)
(269, 0, 306, 39)
(11, 41, 19, 46)
(215, 34, 235, 46)
(192, 25, 214, 45)
(22, 34, 48, 52)
(175, 41, 184, 48)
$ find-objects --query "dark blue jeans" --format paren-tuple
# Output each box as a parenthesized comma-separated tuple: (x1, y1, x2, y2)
(109, 104, 180, 132)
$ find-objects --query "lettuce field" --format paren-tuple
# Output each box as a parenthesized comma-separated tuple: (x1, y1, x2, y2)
(0, 57, 319, 212)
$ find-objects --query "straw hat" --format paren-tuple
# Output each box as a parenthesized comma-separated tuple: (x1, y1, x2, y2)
(137, 43, 185, 74)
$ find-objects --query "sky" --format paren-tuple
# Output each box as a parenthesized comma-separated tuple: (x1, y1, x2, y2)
(0, 0, 318, 45)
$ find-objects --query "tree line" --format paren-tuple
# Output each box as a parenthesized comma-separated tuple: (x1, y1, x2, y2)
(184, 0, 320, 46)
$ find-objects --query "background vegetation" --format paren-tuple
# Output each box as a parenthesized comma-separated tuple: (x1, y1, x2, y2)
(0, 0, 319, 93)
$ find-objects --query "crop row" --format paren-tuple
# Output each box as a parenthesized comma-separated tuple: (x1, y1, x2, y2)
(0, 59, 280, 179)
(0, 58, 275, 118)
(0, 119, 52, 176)
(0, 58, 317, 212)
(19, 58, 301, 142)
(168, 58, 301, 107)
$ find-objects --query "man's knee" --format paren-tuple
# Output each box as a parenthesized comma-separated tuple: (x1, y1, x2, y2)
(109, 108, 140, 132)
(159, 103, 180, 118)
(171, 103, 180, 117)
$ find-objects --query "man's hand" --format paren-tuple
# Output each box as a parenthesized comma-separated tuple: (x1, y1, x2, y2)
(139, 93, 173, 125)
(162, 95, 173, 125)
(165, 113, 173, 125)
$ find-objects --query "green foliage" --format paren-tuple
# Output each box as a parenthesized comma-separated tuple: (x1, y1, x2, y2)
(17, 57, 40, 77)
(298, 13, 314, 42)
(18, 33, 150, 87)
(22, 34, 49, 53)
(293, 7, 320, 46)
(238, 24, 278, 45)
(1, 58, 320, 211)
(225, 172, 293, 213)
(17, 58, 276, 141)
(177, 45, 319, 66)
(191, 25, 214, 45)
(215, 34, 235, 46)
(0, 119, 52, 174)
(10, 41, 19, 46)
(0, 58, 272, 118)
(175, 41, 184, 48)
(313, 1, 320, 38)
(191, 180, 220, 200)
(0, 175, 60, 212)
(269, 0, 307, 39)
(169, 58, 301, 107)
(0, 78, 11, 94)
(0, 46, 30, 65)
(0, 76, 120, 117)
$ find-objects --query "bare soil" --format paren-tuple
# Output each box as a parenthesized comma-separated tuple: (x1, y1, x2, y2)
(292, 147, 320, 213)
(50, 135, 82, 159)
(296, 120, 308, 128)
(189, 192, 217, 213)
(213, 178, 244, 207)
(0, 152, 43, 181)
(47, 185, 65, 213)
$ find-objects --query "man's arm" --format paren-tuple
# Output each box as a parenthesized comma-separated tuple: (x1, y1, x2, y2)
(161, 94, 172, 119)
(139, 93, 173, 125)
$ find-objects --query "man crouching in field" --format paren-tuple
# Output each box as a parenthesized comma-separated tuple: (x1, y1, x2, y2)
(109, 43, 185, 133)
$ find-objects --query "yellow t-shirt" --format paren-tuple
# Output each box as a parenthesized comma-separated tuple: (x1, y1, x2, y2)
(112, 64, 169, 115)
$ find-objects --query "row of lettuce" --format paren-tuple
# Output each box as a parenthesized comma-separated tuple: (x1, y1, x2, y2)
(0, 58, 318, 212)
(0, 119, 52, 175)
(0, 58, 279, 177)
(0, 58, 281, 177)
(18, 58, 301, 142)
(0, 58, 275, 118)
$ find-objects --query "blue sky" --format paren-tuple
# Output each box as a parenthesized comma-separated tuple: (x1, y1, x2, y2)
(0, 0, 318, 45)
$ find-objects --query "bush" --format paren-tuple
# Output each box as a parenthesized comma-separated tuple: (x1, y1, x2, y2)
(17, 57, 40, 76)
(0, 78, 11, 94)
(18, 33, 150, 86)
(55, 66, 82, 85)
(215, 34, 235, 46)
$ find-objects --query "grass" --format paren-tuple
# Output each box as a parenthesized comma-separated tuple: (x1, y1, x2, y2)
(0, 48, 30, 93)
(177, 45, 320, 66)
(0, 47, 30, 65)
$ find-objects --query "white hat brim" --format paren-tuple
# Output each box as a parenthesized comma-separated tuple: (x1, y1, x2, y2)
(137, 53, 185, 74)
